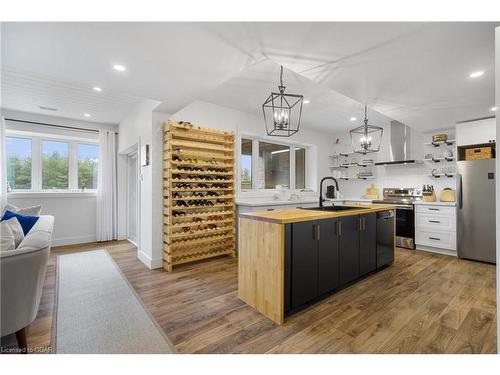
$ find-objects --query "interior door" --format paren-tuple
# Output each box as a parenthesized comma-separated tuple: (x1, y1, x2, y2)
(127, 152, 138, 245)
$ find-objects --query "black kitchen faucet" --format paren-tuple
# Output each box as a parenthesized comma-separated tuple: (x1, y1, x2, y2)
(319, 177, 339, 208)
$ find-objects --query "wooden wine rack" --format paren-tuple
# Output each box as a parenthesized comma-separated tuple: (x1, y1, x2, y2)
(163, 120, 236, 272)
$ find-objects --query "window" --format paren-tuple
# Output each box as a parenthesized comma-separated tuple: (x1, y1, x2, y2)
(239, 136, 309, 191)
(6, 137, 32, 190)
(295, 147, 306, 189)
(5, 134, 99, 192)
(42, 140, 69, 189)
(259, 142, 290, 189)
(78, 143, 99, 189)
(240, 138, 252, 190)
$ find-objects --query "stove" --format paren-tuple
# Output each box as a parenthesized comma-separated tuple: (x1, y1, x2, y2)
(373, 188, 422, 249)
(372, 188, 422, 207)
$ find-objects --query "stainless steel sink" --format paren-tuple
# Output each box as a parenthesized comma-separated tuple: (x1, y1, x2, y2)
(301, 205, 360, 212)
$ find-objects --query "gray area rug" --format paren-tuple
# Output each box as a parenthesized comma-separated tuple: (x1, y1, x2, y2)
(52, 249, 176, 354)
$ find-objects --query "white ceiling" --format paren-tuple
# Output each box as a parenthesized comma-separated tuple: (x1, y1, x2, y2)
(1, 67, 141, 123)
(201, 22, 498, 131)
(200, 59, 395, 133)
(1, 22, 498, 131)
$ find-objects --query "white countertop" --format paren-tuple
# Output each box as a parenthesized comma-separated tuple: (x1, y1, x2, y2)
(332, 198, 373, 203)
(236, 197, 372, 207)
(236, 199, 318, 207)
(414, 201, 456, 207)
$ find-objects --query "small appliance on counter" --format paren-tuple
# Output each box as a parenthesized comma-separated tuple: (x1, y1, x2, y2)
(362, 183, 379, 199)
(439, 188, 456, 202)
(422, 185, 436, 202)
(274, 185, 290, 201)
(326, 185, 337, 199)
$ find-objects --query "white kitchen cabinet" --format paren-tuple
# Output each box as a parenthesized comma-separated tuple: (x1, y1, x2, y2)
(456, 118, 496, 146)
(415, 202, 457, 256)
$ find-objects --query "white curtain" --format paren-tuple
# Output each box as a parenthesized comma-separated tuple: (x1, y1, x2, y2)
(0, 116, 7, 209)
(96, 130, 118, 241)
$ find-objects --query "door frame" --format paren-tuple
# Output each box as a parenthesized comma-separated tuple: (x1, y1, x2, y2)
(125, 146, 140, 249)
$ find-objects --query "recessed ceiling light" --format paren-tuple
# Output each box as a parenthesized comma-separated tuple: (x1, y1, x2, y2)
(350, 117, 357, 121)
(303, 100, 310, 104)
(84, 113, 91, 117)
(491, 107, 497, 112)
(93, 86, 102, 92)
(113, 64, 126, 72)
(469, 71, 484, 78)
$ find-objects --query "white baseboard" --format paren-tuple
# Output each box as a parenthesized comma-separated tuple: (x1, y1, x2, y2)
(415, 245, 457, 257)
(52, 235, 97, 247)
(127, 238, 138, 247)
(137, 249, 163, 270)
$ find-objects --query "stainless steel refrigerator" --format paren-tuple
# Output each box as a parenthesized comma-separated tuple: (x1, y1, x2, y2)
(457, 158, 496, 263)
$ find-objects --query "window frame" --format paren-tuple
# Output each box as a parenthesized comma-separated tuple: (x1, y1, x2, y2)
(5, 132, 99, 194)
(238, 133, 313, 194)
(41, 138, 71, 191)
(5, 135, 34, 191)
(76, 141, 100, 190)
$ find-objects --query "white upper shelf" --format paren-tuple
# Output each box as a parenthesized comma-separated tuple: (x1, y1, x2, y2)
(424, 139, 455, 147)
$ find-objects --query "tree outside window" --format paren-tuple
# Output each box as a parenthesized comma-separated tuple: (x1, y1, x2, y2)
(78, 143, 99, 190)
(6, 137, 32, 190)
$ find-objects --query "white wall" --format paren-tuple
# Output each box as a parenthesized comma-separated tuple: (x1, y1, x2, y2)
(170, 100, 335, 197)
(7, 193, 97, 247)
(152, 111, 171, 265)
(330, 123, 457, 199)
(494, 24, 499, 351)
(117, 99, 164, 269)
(2, 109, 118, 247)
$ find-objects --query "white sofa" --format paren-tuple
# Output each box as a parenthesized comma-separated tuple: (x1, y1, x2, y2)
(0, 215, 54, 351)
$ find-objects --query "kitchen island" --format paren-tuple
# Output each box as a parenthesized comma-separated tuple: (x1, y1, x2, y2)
(238, 204, 395, 324)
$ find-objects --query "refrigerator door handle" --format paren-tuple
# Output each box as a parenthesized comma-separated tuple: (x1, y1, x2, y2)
(457, 173, 463, 209)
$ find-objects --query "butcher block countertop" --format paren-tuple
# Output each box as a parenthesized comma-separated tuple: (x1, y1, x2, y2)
(238, 204, 396, 224)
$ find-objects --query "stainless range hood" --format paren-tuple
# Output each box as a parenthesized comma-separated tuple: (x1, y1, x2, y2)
(375, 120, 420, 165)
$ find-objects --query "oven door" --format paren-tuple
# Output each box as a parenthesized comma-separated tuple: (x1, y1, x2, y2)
(395, 205, 415, 249)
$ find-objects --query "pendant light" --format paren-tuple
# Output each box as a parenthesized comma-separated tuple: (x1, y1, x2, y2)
(262, 66, 303, 137)
(350, 105, 383, 154)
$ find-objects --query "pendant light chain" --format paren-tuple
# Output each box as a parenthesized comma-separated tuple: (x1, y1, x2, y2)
(278, 65, 285, 93)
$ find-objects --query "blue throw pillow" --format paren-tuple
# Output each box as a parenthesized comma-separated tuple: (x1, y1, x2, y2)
(1, 210, 39, 235)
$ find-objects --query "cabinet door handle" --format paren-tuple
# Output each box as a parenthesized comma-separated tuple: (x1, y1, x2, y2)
(357, 217, 362, 231)
(429, 220, 441, 223)
(429, 237, 441, 241)
(428, 208, 440, 211)
(317, 224, 321, 241)
(337, 221, 342, 236)
(312, 224, 317, 240)
(362, 217, 366, 230)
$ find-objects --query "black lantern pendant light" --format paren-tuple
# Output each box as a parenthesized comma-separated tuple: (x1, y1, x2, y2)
(262, 66, 303, 137)
(350, 105, 383, 154)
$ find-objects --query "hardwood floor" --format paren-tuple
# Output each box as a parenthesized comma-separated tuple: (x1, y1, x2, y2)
(3, 240, 496, 354)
